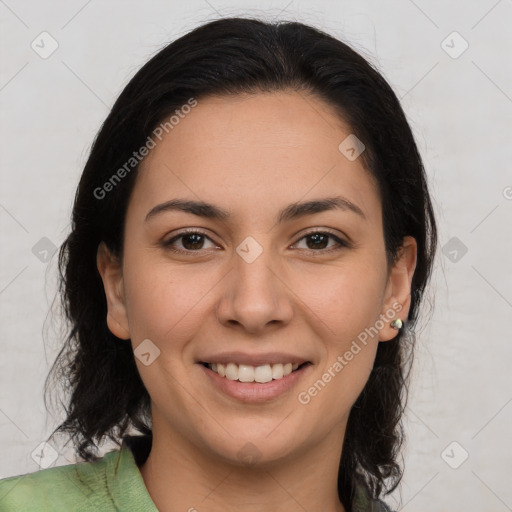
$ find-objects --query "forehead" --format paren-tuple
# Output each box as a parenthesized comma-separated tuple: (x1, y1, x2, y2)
(130, 91, 381, 225)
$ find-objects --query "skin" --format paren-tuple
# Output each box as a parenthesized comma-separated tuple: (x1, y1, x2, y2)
(97, 90, 417, 512)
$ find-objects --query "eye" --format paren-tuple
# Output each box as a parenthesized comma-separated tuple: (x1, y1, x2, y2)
(162, 230, 218, 254)
(161, 229, 350, 255)
(292, 230, 350, 252)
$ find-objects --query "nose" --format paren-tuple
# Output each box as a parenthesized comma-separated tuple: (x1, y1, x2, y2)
(215, 241, 294, 334)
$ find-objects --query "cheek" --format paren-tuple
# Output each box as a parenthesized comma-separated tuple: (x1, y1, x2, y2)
(121, 252, 218, 344)
(316, 346, 377, 426)
(296, 273, 381, 424)
(291, 259, 384, 405)
(291, 258, 386, 339)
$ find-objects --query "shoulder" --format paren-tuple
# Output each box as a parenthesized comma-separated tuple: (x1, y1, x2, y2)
(0, 446, 123, 511)
(352, 477, 396, 512)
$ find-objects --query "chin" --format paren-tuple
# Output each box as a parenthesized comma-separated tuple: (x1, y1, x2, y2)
(203, 429, 302, 468)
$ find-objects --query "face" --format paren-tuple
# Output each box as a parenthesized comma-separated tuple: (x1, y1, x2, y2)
(98, 90, 417, 467)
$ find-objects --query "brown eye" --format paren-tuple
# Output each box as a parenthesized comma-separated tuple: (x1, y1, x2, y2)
(179, 233, 206, 250)
(161, 229, 349, 255)
(162, 231, 218, 254)
(293, 231, 349, 252)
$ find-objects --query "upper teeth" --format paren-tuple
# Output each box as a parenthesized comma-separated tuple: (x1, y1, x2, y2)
(208, 362, 300, 383)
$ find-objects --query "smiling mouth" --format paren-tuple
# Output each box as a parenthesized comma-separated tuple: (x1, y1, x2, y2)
(201, 362, 311, 383)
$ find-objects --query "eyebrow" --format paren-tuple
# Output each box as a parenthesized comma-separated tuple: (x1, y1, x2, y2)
(145, 195, 366, 224)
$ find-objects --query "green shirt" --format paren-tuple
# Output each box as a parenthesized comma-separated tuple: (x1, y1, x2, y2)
(0, 436, 393, 511)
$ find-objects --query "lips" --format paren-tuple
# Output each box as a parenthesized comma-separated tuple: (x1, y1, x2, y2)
(195, 351, 313, 401)
(199, 360, 313, 402)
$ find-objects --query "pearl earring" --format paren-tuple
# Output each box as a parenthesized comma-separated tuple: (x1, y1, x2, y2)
(390, 318, 403, 330)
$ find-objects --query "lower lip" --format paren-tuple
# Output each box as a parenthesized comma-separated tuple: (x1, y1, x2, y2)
(199, 363, 313, 403)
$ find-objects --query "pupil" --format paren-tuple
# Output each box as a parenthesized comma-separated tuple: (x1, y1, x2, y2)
(183, 234, 203, 250)
(307, 233, 327, 249)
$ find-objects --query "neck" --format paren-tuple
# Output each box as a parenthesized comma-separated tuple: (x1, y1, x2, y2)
(139, 419, 347, 512)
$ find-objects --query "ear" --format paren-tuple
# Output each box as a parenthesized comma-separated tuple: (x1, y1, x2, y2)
(96, 241, 131, 340)
(378, 236, 417, 342)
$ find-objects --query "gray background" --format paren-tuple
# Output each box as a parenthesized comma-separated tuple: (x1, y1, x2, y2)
(1, 1, 511, 510)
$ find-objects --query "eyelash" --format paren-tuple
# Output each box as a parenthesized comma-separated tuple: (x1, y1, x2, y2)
(161, 229, 350, 255)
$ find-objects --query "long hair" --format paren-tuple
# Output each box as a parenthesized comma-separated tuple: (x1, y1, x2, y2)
(44, 16, 437, 510)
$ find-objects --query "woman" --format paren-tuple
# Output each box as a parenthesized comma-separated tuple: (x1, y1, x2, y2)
(0, 16, 437, 512)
